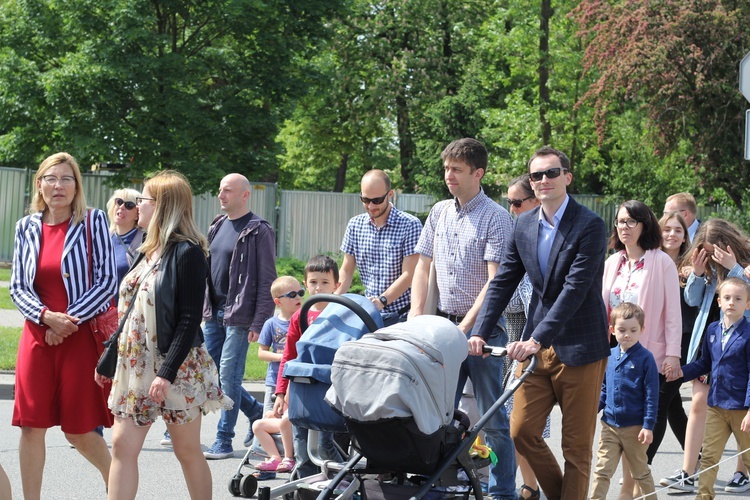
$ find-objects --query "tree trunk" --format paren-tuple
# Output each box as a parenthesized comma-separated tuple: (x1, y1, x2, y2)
(333, 153, 348, 192)
(539, 0, 552, 145)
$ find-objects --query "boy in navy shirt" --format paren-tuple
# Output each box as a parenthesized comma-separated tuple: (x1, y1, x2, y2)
(590, 302, 659, 499)
(670, 277, 750, 499)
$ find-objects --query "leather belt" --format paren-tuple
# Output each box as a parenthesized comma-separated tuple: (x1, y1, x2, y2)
(436, 309, 465, 324)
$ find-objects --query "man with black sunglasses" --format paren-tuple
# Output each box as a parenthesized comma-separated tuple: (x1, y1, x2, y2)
(202, 173, 277, 460)
(473, 146, 610, 499)
(336, 170, 422, 325)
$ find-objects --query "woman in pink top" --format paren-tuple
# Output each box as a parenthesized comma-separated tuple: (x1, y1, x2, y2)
(602, 200, 682, 498)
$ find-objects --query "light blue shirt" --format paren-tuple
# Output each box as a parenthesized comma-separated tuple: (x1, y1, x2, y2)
(688, 219, 700, 242)
(537, 195, 570, 277)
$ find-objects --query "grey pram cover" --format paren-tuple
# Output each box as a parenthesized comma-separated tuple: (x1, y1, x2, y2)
(324, 315, 468, 435)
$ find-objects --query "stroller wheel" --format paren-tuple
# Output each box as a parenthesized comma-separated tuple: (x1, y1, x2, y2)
(228, 475, 242, 497)
(239, 474, 258, 498)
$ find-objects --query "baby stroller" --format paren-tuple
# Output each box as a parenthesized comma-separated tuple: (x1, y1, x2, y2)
(229, 293, 383, 499)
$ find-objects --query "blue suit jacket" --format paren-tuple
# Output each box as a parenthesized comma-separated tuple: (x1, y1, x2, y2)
(682, 318, 750, 410)
(474, 196, 610, 366)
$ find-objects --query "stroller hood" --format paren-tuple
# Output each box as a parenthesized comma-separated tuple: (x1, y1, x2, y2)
(325, 315, 468, 435)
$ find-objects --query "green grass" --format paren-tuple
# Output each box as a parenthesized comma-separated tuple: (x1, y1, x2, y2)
(0, 287, 12, 310)
(0, 327, 21, 370)
(0, 269, 9, 282)
(245, 344, 272, 381)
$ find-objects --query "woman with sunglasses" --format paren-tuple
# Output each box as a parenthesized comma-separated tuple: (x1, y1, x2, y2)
(106, 189, 144, 301)
(660, 218, 750, 493)
(601, 200, 682, 498)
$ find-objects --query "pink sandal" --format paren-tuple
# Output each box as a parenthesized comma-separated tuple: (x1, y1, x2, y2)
(255, 458, 282, 471)
(276, 457, 296, 473)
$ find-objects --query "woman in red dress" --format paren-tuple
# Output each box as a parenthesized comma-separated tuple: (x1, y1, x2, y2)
(10, 152, 118, 499)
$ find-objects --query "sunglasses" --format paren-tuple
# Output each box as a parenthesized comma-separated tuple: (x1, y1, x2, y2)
(277, 289, 305, 299)
(506, 196, 533, 208)
(529, 167, 568, 182)
(115, 198, 137, 210)
(360, 193, 389, 205)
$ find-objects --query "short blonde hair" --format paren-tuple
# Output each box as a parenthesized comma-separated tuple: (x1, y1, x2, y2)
(31, 152, 87, 224)
(139, 170, 208, 257)
(106, 188, 141, 233)
(271, 276, 301, 298)
(717, 277, 750, 298)
(610, 302, 645, 329)
(665, 193, 697, 215)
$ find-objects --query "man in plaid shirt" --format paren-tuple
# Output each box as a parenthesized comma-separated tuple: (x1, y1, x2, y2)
(410, 138, 515, 500)
(336, 170, 422, 325)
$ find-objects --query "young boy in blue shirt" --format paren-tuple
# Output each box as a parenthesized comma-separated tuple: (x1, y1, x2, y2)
(590, 302, 659, 499)
(670, 277, 750, 499)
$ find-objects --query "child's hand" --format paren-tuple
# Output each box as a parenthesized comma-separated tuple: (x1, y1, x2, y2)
(273, 394, 286, 418)
(638, 428, 653, 445)
(742, 411, 750, 433)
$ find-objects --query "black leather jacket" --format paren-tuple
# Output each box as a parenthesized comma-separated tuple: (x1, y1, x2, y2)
(131, 241, 206, 382)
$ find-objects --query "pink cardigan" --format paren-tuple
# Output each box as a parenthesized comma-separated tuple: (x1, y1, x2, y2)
(602, 248, 682, 372)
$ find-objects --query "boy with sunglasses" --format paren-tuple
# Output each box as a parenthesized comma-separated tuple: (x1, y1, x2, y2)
(258, 276, 304, 416)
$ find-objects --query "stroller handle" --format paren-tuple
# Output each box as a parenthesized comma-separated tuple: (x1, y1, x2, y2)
(299, 293, 380, 334)
(482, 345, 539, 372)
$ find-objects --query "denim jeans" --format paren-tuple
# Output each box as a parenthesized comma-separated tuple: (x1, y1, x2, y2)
(455, 324, 516, 500)
(292, 426, 343, 478)
(204, 311, 264, 446)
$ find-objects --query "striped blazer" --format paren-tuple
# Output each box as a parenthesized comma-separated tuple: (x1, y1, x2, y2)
(10, 209, 118, 325)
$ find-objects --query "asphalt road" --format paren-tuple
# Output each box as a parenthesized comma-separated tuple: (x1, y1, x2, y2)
(0, 380, 746, 499)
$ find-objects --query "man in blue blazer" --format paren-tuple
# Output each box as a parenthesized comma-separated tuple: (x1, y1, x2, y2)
(473, 146, 611, 500)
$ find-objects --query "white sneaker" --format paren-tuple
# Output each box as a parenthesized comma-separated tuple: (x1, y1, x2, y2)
(725, 471, 750, 493)
(160, 430, 172, 446)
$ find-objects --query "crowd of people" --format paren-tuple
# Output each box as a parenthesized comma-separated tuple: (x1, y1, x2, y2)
(5, 143, 750, 500)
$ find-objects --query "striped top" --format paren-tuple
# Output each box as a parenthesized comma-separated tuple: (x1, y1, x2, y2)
(10, 209, 118, 324)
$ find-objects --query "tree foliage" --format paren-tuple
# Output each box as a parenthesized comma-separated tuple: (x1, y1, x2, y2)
(572, 0, 750, 208)
(0, 0, 341, 193)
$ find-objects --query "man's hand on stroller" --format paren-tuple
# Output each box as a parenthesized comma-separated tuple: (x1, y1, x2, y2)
(468, 335, 489, 357)
(273, 393, 287, 418)
(507, 339, 541, 361)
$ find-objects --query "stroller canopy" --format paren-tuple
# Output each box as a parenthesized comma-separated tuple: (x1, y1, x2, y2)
(326, 315, 468, 435)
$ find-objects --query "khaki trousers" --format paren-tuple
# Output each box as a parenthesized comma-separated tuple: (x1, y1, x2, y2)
(510, 347, 607, 500)
(696, 406, 750, 499)
(589, 422, 655, 499)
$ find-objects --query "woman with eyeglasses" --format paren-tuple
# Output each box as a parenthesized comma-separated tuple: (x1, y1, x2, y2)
(95, 170, 230, 499)
(106, 189, 144, 302)
(660, 218, 750, 493)
(10, 152, 117, 499)
(601, 200, 682, 498)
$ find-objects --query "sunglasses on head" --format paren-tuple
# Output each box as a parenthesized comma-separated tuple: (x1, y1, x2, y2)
(277, 289, 305, 299)
(529, 167, 568, 182)
(506, 196, 533, 208)
(360, 193, 389, 205)
(115, 198, 137, 210)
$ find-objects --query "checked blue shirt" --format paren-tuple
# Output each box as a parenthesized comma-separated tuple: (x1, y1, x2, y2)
(340, 204, 422, 314)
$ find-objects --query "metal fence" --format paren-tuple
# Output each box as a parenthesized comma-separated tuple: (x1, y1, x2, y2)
(0, 166, 727, 263)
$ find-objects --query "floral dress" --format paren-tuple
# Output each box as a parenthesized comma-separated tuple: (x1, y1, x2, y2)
(108, 257, 231, 426)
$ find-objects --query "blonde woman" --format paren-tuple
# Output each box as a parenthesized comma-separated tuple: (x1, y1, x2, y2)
(106, 188, 144, 291)
(95, 170, 231, 499)
(11, 152, 116, 499)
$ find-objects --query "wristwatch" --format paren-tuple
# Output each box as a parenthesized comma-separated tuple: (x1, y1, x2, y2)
(378, 295, 388, 306)
(530, 337, 541, 346)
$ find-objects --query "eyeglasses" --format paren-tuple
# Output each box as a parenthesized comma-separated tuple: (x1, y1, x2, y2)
(529, 168, 568, 182)
(135, 196, 156, 205)
(360, 193, 389, 205)
(115, 198, 137, 210)
(613, 218, 639, 229)
(506, 196, 534, 208)
(41, 175, 76, 186)
(277, 289, 305, 299)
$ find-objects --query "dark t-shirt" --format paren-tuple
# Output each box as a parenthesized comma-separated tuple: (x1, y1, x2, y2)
(210, 211, 253, 310)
